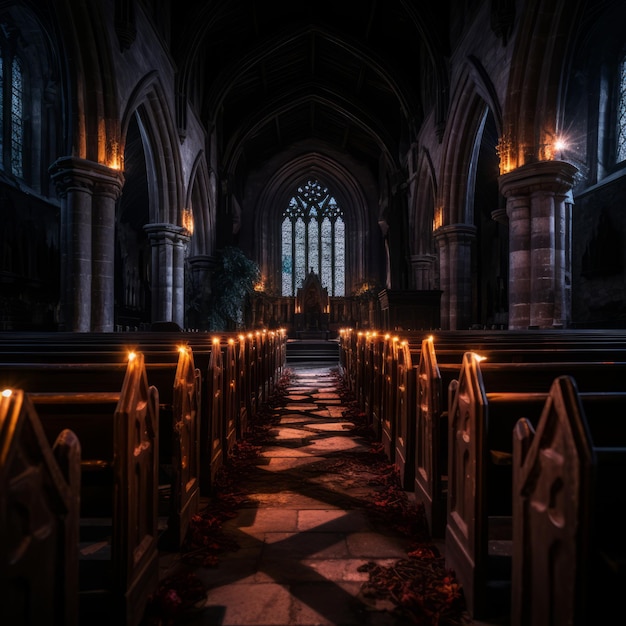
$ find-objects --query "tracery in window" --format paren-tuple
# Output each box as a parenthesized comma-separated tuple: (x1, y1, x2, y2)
(10, 56, 22, 177)
(0, 22, 24, 178)
(281, 180, 345, 297)
(616, 56, 626, 163)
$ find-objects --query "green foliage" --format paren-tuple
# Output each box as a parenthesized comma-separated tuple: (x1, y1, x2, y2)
(208, 247, 260, 330)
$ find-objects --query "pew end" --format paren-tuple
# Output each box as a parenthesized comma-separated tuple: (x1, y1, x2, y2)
(512, 376, 626, 626)
(0, 389, 81, 626)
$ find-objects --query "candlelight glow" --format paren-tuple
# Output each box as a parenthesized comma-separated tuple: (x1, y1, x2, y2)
(473, 353, 486, 362)
(433, 206, 443, 231)
(212, 337, 220, 345)
(2, 389, 12, 397)
(182, 208, 194, 235)
(128, 351, 137, 361)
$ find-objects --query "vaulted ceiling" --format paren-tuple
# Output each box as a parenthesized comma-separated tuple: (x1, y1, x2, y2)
(173, 0, 451, 183)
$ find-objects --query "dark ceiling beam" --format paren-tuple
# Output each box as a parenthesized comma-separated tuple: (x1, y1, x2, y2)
(274, 115, 281, 145)
(204, 25, 418, 125)
(221, 88, 397, 175)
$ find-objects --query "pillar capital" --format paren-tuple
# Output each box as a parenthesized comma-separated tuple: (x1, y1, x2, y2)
(144, 223, 190, 245)
(49, 156, 124, 197)
(498, 160, 578, 199)
(433, 223, 477, 245)
(187, 254, 217, 271)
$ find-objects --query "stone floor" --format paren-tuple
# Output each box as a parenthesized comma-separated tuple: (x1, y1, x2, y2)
(149, 363, 494, 626)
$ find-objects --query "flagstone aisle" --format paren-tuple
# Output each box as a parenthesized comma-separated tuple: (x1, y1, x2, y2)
(148, 364, 470, 626)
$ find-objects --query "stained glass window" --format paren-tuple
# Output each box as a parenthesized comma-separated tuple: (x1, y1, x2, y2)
(281, 179, 345, 296)
(617, 57, 626, 163)
(11, 56, 22, 177)
(0, 27, 24, 178)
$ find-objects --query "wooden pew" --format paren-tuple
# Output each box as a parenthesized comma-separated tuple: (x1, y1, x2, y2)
(0, 329, 286, 500)
(0, 347, 202, 552)
(152, 346, 201, 550)
(24, 352, 159, 626)
(380, 336, 401, 461)
(415, 333, 626, 538)
(414, 336, 450, 538)
(512, 376, 626, 626)
(0, 389, 81, 626)
(446, 352, 626, 619)
(392, 339, 418, 489)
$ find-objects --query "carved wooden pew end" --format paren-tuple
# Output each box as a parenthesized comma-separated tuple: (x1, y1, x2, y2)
(512, 377, 626, 626)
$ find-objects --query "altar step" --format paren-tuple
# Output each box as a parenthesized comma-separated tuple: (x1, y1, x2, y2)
(286, 339, 340, 364)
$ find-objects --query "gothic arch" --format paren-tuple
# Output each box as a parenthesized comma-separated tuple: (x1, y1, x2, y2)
(185, 152, 216, 257)
(121, 72, 185, 226)
(439, 69, 498, 225)
(221, 87, 398, 181)
(411, 148, 437, 257)
(252, 151, 375, 297)
(435, 63, 503, 329)
(0, 2, 64, 193)
(500, 0, 584, 170)
(204, 24, 417, 130)
(46, 0, 121, 164)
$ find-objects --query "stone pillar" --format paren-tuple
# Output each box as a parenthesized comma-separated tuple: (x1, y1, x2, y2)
(410, 254, 437, 289)
(187, 254, 215, 330)
(505, 195, 531, 329)
(144, 223, 188, 324)
(499, 161, 578, 329)
(49, 157, 124, 332)
(172, 232, 190, 328)
(92, 173, 124, 331)
(553, 190, 573, 328)
(434, 224, 476, 330)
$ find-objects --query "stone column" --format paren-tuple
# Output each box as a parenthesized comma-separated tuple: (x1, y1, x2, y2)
(172, 231, 190, 328)
(434, 224, 476, 330)
(553, 190, 573, 328)
(144, 223, 188, 324)
(505, 195, 531, 329)
(499, 160, 578, 329)
(410, 254, 437, 289)
(92, 171, 124, 331)
(50, 157, 123, 332)
(187, 254, 215, 330)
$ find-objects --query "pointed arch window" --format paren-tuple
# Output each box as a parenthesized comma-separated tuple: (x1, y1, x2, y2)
(0, 23, 24, 179)
(616, 55, 626, 164)
(281, 179, 345, 296)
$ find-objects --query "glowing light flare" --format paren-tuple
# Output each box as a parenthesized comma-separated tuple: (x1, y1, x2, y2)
(2, 389, 12, 398)
(128, 351, 137, 362)
(181, 208, 194, 235)
(472, 353, 487, 363)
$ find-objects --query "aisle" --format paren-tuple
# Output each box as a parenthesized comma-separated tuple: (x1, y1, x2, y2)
(145, 364, 469, 626)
